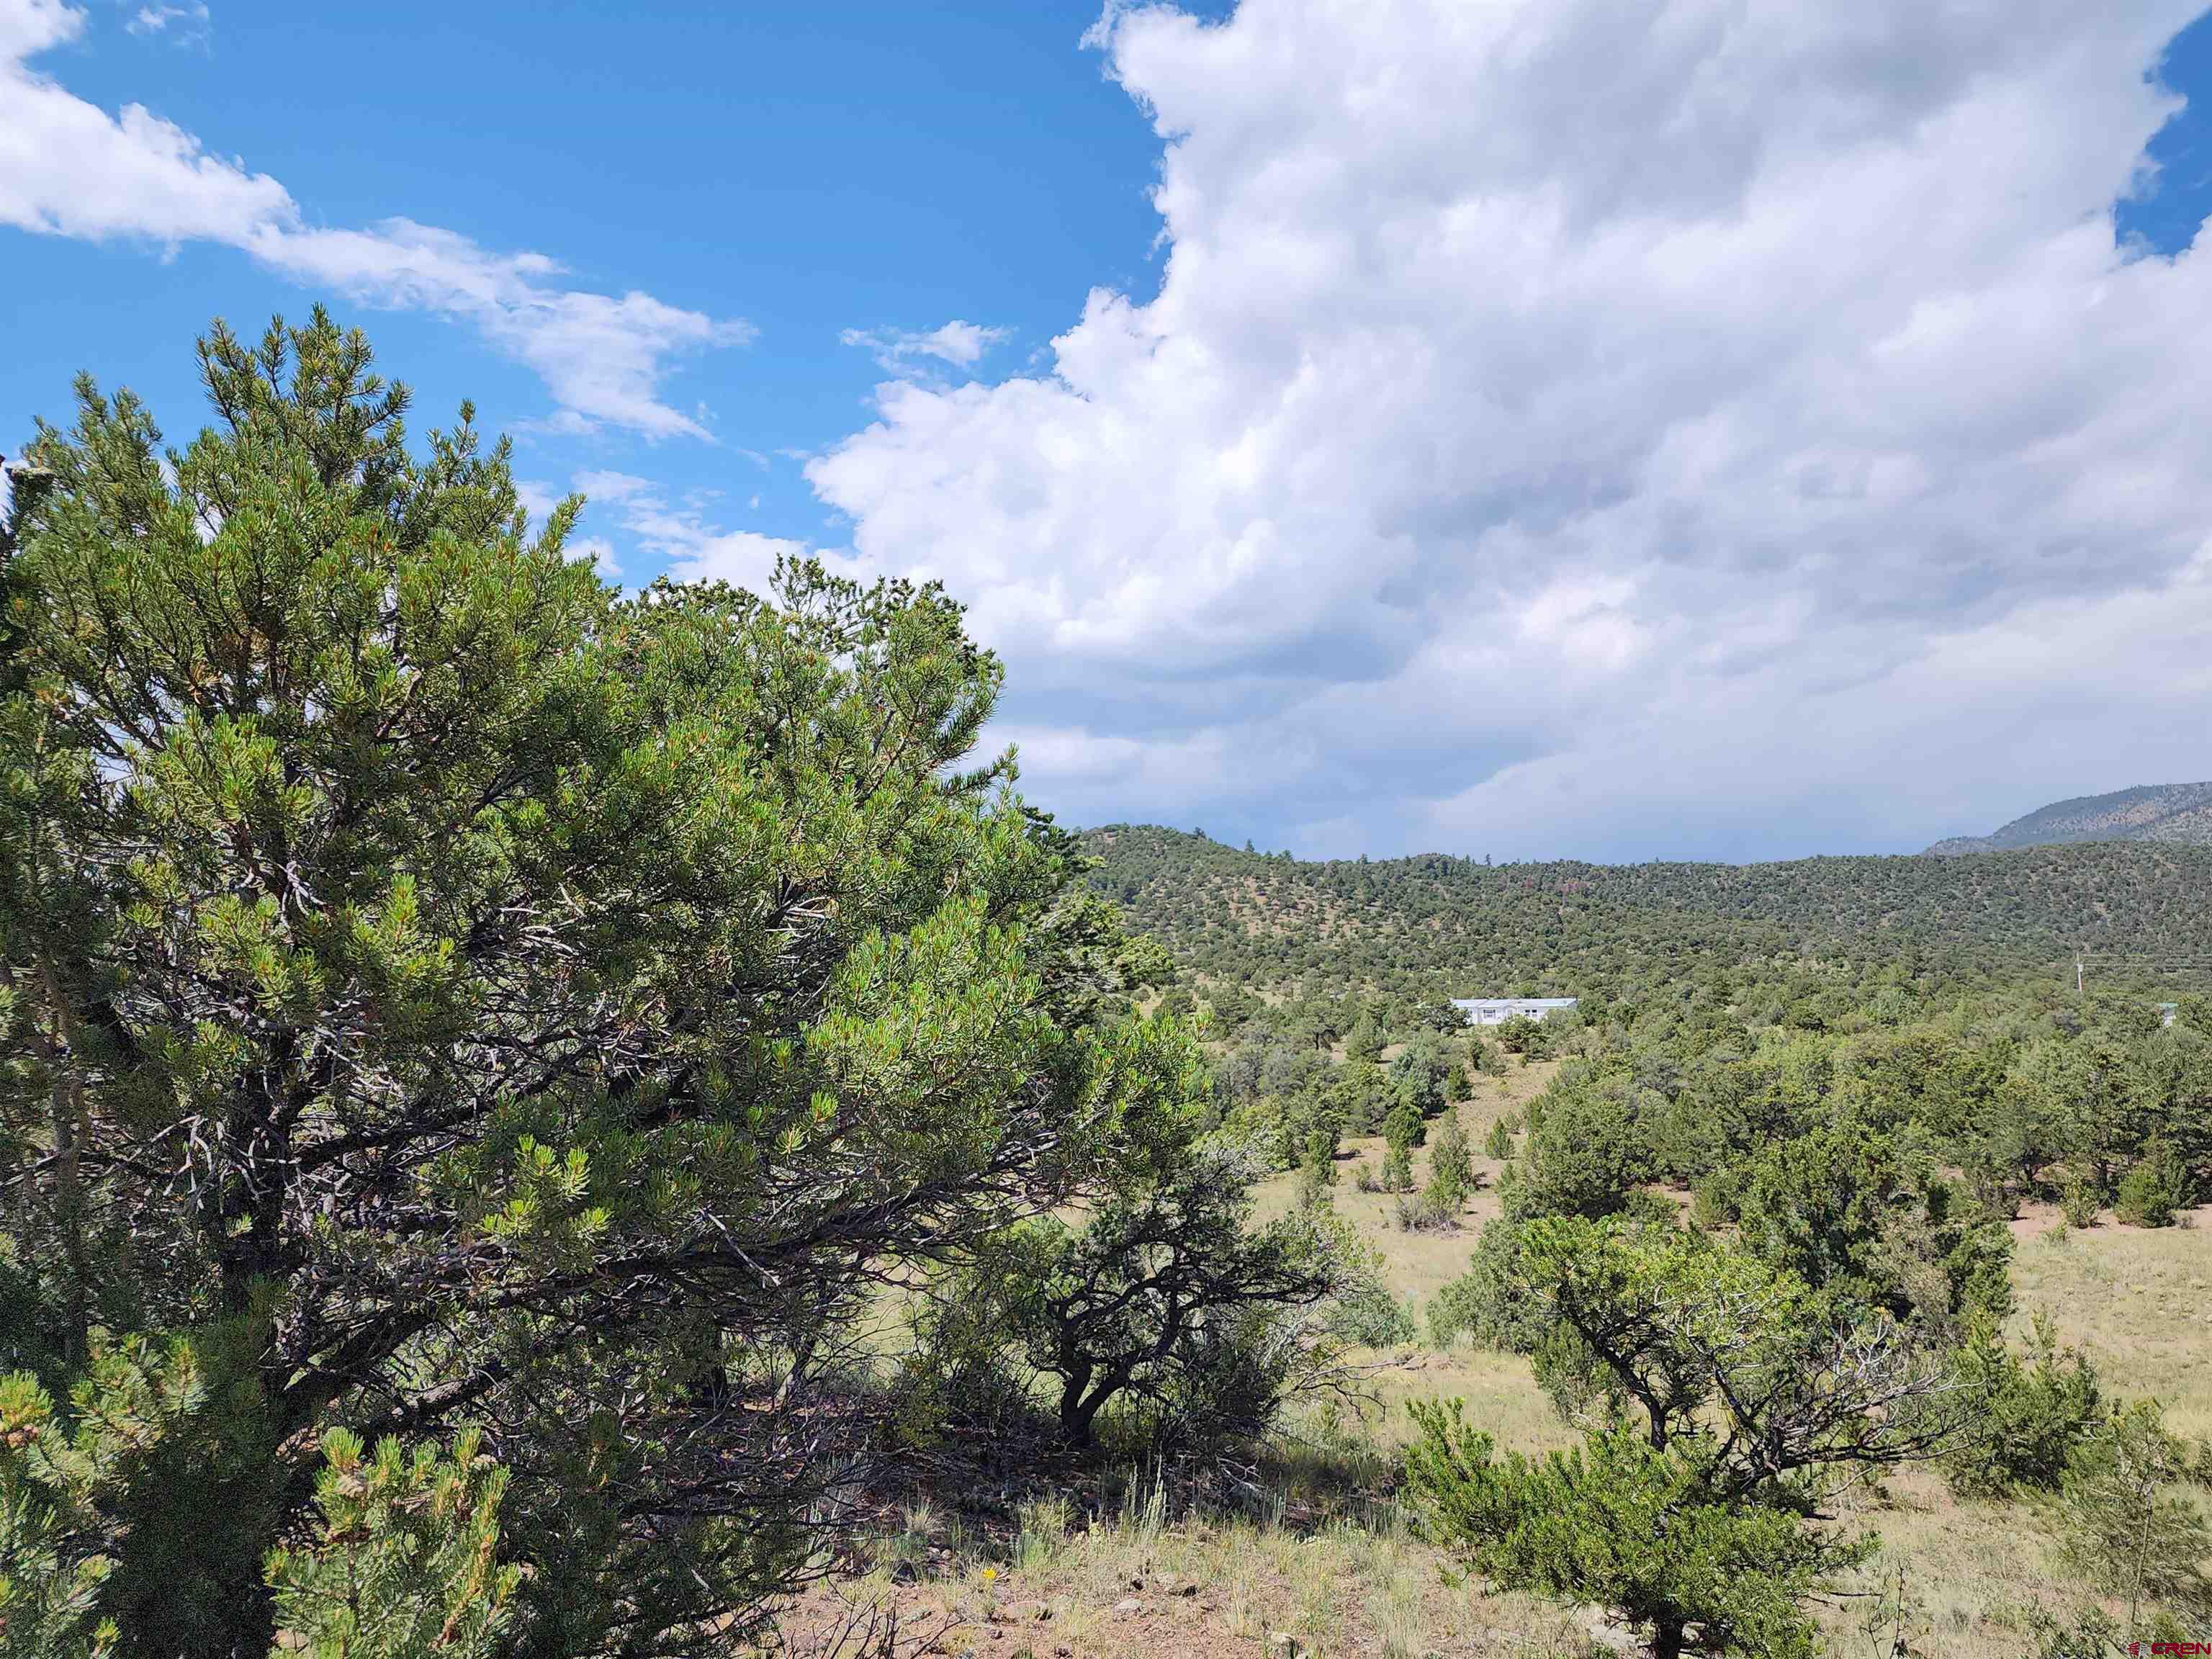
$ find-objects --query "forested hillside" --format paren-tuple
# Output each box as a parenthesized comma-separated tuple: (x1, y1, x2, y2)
(1083, 823, 2212, 1004)
(1927, 781, 2212, 854)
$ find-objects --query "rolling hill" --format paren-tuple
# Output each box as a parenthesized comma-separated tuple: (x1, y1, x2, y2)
(1926, 781, 2212, 855)
(1081, 824, 2212, 1002)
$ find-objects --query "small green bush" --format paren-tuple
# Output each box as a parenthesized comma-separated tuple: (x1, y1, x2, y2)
(1295, 1126, 1339, 1210)
(1379, 1141, 1415, 1193)
(1428, 1111, 1473, 1196)
(1426, 1276, 1485, 1349)
(2116, 1138, 2189, 1228)
(1944, 1314, 2103, 1498)
(1406, 1408, 1845, 1659)
(1393, 1187, 1458, 1231)
(266, 1426, 521, 1659)
(2057, 1400, 2212, 1624)
(2059, 1174, 2100, 1228)
(1325, 1277, 1416, 1348)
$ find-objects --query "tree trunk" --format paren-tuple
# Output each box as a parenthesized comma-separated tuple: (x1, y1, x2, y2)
(1059, 1362, 1100, 1444)
(39, 957, 89, 1369)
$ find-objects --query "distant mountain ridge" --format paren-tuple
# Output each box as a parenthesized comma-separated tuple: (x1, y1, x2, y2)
(1925, 782, 2212, 855)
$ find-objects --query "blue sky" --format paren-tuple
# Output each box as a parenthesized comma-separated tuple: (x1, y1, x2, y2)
(6, 0, 2212, 863)
(2121, 7, 2212, 253)
(1, 2, 1182, 549)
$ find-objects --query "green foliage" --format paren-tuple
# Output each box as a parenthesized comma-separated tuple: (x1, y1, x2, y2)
(959, 1040, 1343, 1448)
(1386, 1033, 1454, 1123)
(1426, 1109, 1473, 1200)
(1381, 1098, 1424, 1153)
(265, 1426, 519, 1659)
(2059, 1172, 2102, 1228)
(2116, 1136, 2190, 1226)
(0, 313, 1218, 1652)
(1714, 1115, 2014, 1335)
(1406, 1408, 1851, 1658)
(1336, 1056, 1388, 1138)
(1483, 1117, 1514, 1160)
(0, 1372, 119, 1659)
(1443, 1048, 1473, 1102)
(1943, 1314, 2102, 1498)
(0, 1334, 224, 1659)
(1344, 1012, 1384, 1064)
(1426, 1210, 1552, 1355)
(1320, 1231, 1418, 1349)
(1411, 1216, 1959, 1653)
(1377, 1139, 1415, 1195)
(1509, 1217, 1956, 1464)
(12, 312, 2212, 1659)
(1390, 1186, 1457, 1232)
(1493, 1015, 1544, 1059)
(94, 1310, 289, 1659)
(1084, 831, 2212, 1238)
(2056, 1400, 2212, 1629)
(1294, 1125, 1339, 1210)
(3, 1341, 516, 1659)
(1084, 824, 2212, 1011)
(1425, 1274, 1483, 1350)
(1509, 1065, 1654, 1220)
(889, 1265, 1038, 1455)
(1413, 999, 1472, 1034)
(1395, 1108, 1474, 1231)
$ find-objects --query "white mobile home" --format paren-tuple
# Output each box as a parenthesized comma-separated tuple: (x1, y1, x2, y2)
(1450, 997, 1578, 1026)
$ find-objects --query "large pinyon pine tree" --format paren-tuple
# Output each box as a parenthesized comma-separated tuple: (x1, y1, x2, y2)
(0, 312, 1207, 1655)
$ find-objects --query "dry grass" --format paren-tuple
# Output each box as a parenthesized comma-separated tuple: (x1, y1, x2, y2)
(2010, 1200, 2212, 1441)
(1817, 1467, 2079, 1654)
(769, 1483, 1604, 1658)
(782, 1061, 2212, 1656)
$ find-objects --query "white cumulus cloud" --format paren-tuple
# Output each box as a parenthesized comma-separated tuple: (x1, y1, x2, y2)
(839, 320, 1010, 375)
(805, 0, 2212, 858)
(0, 0, 747, 439)
(125, 3, 207, 44)
(126, 2, 207, 40)
(553, 469, 809, 595)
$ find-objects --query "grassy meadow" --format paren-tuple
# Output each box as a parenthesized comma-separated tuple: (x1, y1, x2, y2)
(768, 1056, 2212, 1659)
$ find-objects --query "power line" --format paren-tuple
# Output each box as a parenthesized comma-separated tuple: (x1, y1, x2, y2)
(2068, 953, 2212, 996)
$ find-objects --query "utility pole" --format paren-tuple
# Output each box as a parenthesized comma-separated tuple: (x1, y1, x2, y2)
(2076, 958, 2085, 996)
